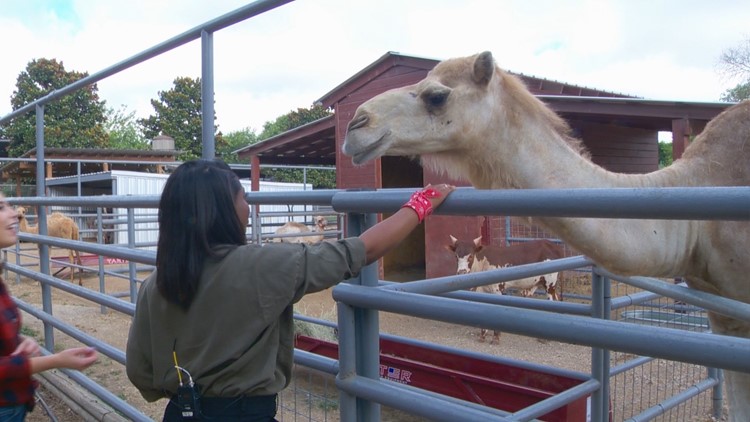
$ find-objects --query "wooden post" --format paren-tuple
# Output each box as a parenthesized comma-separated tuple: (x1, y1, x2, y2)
(671, 118, 708, 161)
(250, 155, 260, 193)
(251, 155, 261, 220)
(671, 118, 689, 161)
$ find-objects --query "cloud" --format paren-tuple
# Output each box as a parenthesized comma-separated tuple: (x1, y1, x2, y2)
(2, 0, 749, 136)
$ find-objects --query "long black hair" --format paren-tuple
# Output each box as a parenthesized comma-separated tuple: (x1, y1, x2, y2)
(155, 159, 247, 310)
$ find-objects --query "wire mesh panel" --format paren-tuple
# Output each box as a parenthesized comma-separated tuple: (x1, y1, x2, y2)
(610, 283, 719, 422)
(278, 368, 432, 422)
(503, 216, 723, 421)
(278, 367, 339, 422)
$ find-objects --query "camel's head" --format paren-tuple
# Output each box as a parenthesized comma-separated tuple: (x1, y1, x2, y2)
(314, 215, 328, 230)
(16, 206, 28, 221)
(343, 51, 500, 168)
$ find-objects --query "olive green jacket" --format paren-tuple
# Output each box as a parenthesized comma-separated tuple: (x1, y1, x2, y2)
(126, 238, 365, 401)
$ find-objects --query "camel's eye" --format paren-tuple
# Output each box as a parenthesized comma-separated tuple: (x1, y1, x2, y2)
(421, 88, 450, 110)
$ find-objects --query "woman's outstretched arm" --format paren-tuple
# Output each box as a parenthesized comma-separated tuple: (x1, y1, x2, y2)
(360, 184, 454, 265)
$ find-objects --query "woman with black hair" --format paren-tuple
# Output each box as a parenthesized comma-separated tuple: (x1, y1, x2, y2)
(126, 159, 454, 421)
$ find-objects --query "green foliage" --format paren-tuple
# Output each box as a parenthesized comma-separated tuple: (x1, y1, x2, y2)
(258, 105, 331, 139)
(658, 141, 673, 168)
(4, 58, 108, 157)
(138, 77, 221, 160)
(20, 325, 39, 339)
(258, 105, 335, 188)
(720, 81, 750, 102)
(218, 128, 258, 164)
(104, 106, 150, 150)
(316, 399, 339, 411)
(263, 167, 336, 189)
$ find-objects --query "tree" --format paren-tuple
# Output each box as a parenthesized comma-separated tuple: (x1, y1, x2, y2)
(258, 105, 335, 189)
(258, 105, 331, 139)
(218, 128, 258, 164)
(139, 77, 222, 160)
(3, 58, 108, 157)
(718, 37, 750, 102)
(658, 141, 673, 168)
(104, 106, 150, 150)
(720, 83, 750, 102)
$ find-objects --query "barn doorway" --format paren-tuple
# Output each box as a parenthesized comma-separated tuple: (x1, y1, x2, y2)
(381, 156, 424, 282)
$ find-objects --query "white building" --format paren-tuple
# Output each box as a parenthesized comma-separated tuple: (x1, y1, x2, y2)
(45, 170, 313, 248)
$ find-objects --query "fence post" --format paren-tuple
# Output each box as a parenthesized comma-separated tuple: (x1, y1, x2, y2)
(711, 367, 724, 419)
(97, 207, 108, 314)
(591, 267, 612, 421)
(127, 208, 138, 303)
(336, 210, 381, 422)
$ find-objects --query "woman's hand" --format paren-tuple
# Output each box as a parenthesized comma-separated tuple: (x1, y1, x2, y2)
(361, 184, 456, 264)
(12, 336, 40, 357)
(400, 184, 456, 223)
(424, 183, 455, 210)
(55, 347, 98, 371)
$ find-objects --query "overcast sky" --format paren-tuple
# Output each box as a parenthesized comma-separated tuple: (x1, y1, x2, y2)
(1, 0, 748, 135)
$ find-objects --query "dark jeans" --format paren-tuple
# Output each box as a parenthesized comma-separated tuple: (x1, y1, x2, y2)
(163, 394, 277, 421)
(0, 405, 26, 422)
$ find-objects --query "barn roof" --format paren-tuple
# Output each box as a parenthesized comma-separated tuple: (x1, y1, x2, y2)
(314, 52, 443, 109)
(1, 147, 177, 181)
(541, 95, 731, 130)
(234, 114, 335, 165)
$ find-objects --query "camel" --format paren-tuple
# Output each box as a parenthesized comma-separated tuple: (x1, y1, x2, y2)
(273, 215, 328, 244)
(343, 51, 750, 421)
(16, 206, 83, 285)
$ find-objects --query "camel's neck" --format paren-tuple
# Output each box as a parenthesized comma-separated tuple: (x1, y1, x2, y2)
(457, 111, 679, 191)
(19, 219, 38, 234)
(424, 92, 699, 277)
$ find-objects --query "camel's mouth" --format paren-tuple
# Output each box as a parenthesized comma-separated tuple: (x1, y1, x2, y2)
(346, 131, 392, 165)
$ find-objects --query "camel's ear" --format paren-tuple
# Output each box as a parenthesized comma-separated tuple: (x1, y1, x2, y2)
(472, 51, 495, 86)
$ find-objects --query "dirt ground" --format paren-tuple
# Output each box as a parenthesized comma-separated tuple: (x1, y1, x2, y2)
(6, 248, 726, 421)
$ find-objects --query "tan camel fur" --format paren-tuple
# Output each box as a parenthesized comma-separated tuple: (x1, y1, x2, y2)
(16, 206, 82, 285)
(273, 215, 328, 244)
(343, 51, 750, 421)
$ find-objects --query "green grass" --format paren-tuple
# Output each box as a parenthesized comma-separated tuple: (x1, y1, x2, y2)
(20, 325, 40, 339)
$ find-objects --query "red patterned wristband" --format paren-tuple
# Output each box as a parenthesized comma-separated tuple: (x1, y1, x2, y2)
(402, 188, 441, 223)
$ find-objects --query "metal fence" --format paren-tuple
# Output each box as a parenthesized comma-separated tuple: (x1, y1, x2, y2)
(1, 0, 748, 420)
(503, 218, 717, 421)
(3, 186, 749, 421)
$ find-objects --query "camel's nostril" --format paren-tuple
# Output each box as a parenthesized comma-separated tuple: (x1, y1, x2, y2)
(347, 114, 369, 131)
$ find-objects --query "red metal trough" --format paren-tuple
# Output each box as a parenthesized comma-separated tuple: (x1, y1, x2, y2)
(295, 334, 591, 421)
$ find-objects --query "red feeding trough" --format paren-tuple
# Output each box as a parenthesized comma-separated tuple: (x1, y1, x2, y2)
(295, 335, 593, 421)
